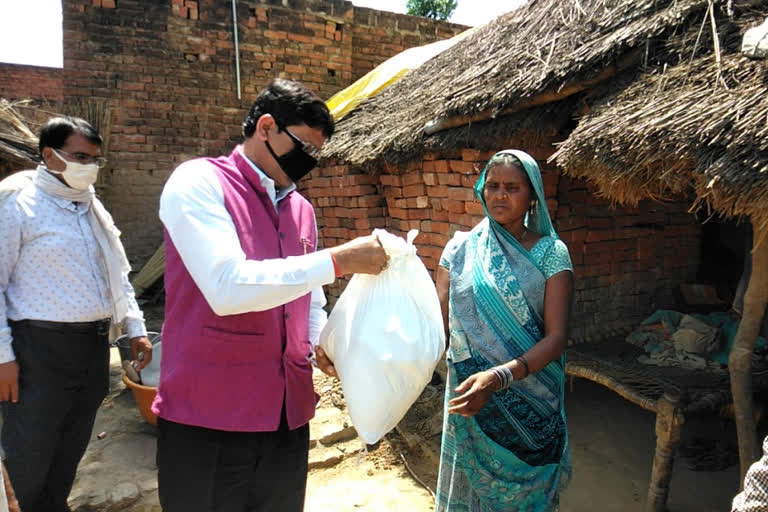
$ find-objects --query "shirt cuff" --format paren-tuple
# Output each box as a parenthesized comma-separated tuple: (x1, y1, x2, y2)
(124, 318, 148, 339)
(0, 331, 16, 364)
(307, 249, 337, 288)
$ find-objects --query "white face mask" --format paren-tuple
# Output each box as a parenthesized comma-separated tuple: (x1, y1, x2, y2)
(48, 149, 100, 190)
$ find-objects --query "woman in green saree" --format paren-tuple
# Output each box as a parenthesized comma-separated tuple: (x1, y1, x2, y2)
(435, 150, 573, 511)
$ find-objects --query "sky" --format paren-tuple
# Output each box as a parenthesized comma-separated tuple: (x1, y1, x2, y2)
(0, 0, 521, 68)
(352, 0, 524, 27)
(0, 0, 63, 68)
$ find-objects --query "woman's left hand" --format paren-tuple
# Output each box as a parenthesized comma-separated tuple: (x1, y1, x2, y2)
(447, 370, 500, 417)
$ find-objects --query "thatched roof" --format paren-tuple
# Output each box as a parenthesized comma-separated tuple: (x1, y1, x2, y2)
(0, 99, 39, 172)
(0, 98, 112, 181)
(323, 0, 729, 168)
(552, 50, 768, 233)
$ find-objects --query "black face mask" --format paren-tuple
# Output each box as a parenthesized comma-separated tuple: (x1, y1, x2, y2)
(264, 128, 318, 182)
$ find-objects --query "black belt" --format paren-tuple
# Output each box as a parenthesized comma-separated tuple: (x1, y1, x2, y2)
(13, 319, 111, 334)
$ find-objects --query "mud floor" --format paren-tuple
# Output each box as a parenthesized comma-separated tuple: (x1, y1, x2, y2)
(66, 347, 745, 511)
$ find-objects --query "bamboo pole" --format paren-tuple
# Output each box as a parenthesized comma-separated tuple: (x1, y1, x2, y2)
(729, 224, 768, 485)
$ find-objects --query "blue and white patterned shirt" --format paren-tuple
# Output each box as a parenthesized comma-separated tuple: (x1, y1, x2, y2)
(0, 176, 147, 363)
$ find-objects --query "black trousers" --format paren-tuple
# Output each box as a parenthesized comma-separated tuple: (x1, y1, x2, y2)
(1, 320, 110, 512)
(157, 411, 310, 512)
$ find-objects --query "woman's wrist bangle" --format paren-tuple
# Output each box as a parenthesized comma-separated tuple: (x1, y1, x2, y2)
(490, 365, 514, 391)
(516, 355, 530, 378)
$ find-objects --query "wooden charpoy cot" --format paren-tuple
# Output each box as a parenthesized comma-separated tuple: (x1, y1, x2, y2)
(566, 339, 766, 512)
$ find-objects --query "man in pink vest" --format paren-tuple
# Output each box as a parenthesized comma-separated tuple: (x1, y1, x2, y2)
(154, 79, 387, 512)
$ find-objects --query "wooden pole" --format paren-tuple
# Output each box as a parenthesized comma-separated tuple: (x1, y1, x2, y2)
(729, 225, 768, 484)
(647, 389, 684, 512)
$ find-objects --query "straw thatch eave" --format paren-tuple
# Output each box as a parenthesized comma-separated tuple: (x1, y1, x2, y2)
(0, 99, 40, 173)
(323, 0, 733, 169)
(324, 94, 584, 169)
(552, 51, 768, 234)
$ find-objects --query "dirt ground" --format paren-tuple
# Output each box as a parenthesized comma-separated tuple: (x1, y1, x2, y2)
(66, 344, 747, 512)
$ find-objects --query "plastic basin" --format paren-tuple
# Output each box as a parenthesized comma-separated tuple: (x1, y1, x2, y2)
(122, 373, 158, 426)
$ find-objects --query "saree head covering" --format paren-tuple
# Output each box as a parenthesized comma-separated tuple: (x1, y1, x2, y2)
(436, 150, 572, 512)
(474, 149, 556, 240)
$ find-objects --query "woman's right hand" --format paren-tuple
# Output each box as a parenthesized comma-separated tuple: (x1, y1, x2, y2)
(447, 370, 500, 417)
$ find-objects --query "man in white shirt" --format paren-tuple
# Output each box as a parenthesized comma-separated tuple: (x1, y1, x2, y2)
(154, 79, 387, 512)
(733, 435, 768, 512)
(0, 116, 152, 512)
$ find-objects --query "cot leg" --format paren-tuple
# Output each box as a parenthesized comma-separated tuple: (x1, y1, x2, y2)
(646, 391, 684, 512)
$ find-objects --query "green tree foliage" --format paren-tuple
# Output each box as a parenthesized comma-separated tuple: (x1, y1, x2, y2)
(406, 0, 458, 20)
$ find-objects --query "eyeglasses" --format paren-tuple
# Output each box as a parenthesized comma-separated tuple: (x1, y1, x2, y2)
(283, 128, 321, 160)
(54, 149, 108, 169)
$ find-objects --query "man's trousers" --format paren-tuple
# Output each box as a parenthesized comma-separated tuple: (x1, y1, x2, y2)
(1, 319, 110, 512)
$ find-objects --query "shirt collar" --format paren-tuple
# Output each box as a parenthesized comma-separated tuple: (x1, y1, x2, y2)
(35, 165, 84, 212)
(237, 146, 296, 207)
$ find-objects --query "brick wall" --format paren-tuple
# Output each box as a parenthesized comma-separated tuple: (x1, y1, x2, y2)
(304, 142, 701, 338)
(556, 176, 700, 341)
(0, 65, 63, 102)
(0, 0, 464, 269)
(350, 7, 463, 81)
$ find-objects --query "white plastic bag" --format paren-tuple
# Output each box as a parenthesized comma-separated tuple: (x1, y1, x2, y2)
(319, 229, 445, 444)
(139, 340, 162, 387)
(742, 17, 768, 59)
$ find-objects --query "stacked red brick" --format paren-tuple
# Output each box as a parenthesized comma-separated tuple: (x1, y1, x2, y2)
(298, 165, 385, 300)
(304, 143, 701, 339)
(171, 0, 199, 20)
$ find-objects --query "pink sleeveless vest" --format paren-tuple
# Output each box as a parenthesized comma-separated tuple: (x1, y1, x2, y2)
(152, 148, 318, 431)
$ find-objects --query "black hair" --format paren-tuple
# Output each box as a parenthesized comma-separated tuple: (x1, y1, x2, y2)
(38, 116, 103, 157)
(242, 79, 334, 139)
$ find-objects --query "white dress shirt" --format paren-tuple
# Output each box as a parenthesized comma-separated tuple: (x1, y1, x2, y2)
(733, 436, 768, 512)
(0, 178, 147, 364)
(159, 146, 334, 345)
